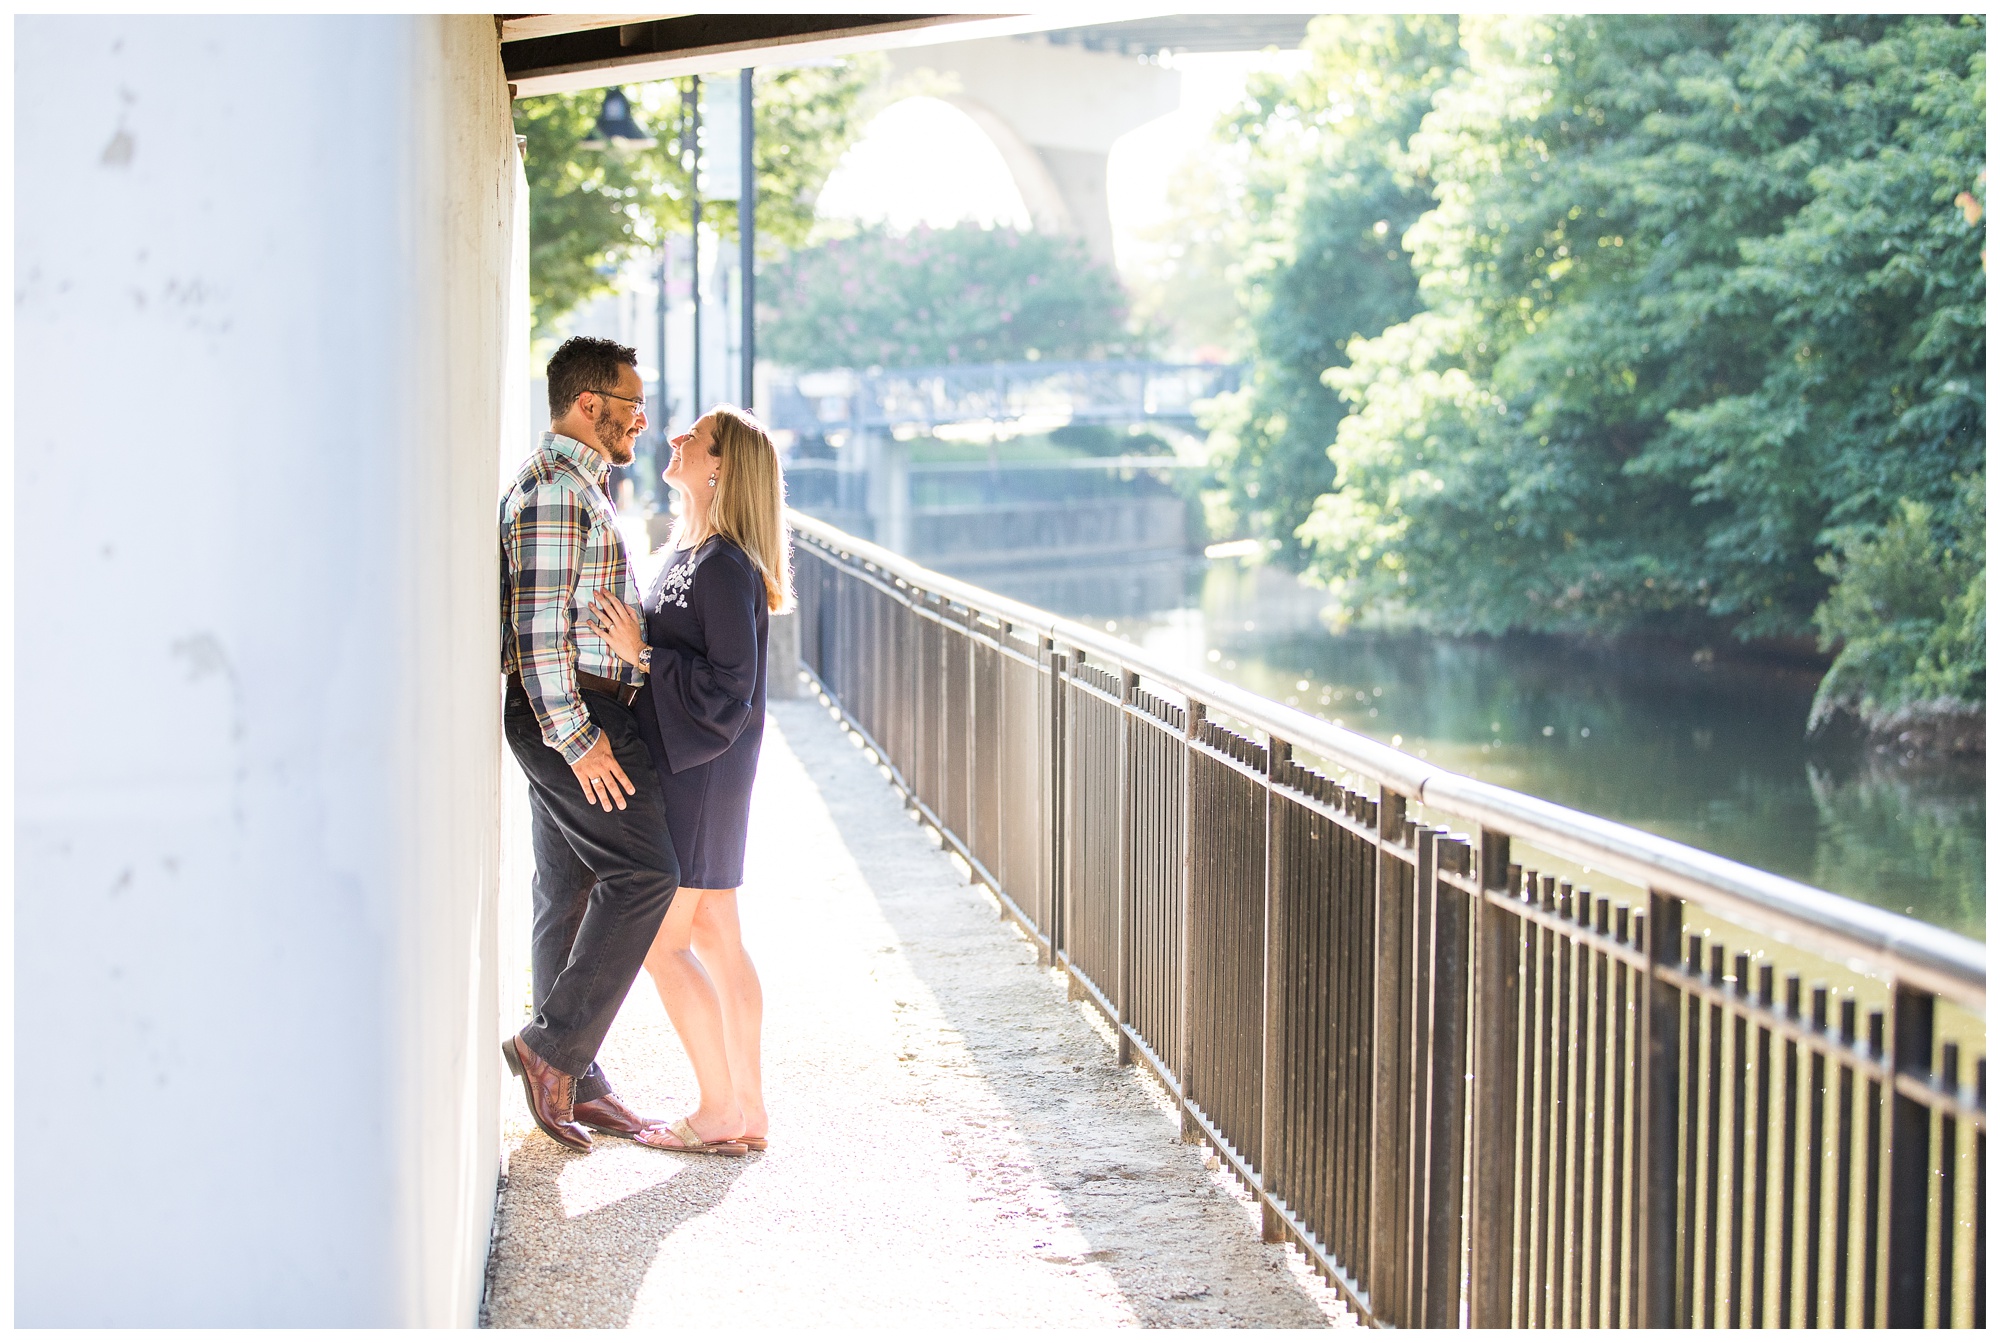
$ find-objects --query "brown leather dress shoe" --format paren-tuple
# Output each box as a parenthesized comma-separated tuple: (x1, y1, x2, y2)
(573, 1091, 669, 1141)
(502, 1033, 592, 1151)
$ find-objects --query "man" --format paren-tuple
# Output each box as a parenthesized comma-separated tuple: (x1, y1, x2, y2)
(499, 335, 680, 1150)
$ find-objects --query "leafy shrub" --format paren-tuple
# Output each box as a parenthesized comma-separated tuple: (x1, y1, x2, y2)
(1048, 424, 1172, 457)
(1812, 474, 1985, 728)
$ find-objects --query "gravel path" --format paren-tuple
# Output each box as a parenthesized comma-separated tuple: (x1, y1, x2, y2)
(482, 694, 1355, 1329)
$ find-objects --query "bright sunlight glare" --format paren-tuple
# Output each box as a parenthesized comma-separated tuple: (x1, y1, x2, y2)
(814, 96, 1033, 233)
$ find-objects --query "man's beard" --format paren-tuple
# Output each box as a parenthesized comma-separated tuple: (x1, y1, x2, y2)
(593, 407, 636, 465)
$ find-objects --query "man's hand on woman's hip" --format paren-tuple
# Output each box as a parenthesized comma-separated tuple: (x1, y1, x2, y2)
(571, 732, 637, 812)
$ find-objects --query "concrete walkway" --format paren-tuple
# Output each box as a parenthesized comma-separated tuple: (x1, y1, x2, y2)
(482, 695, 1354, 1329)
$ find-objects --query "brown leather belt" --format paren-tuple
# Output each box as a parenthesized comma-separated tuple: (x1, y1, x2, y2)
(509, 668, 640, 707)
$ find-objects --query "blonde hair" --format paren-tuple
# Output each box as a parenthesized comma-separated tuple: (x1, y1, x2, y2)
(689, 403, 793, 612)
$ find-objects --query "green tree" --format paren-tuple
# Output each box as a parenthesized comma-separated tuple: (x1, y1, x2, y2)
(759, 223, 1133, 368)
(1202, 14, 1463, 564)
(1125, 146, 1247, 360)
(1294, 14, 1984, 660)
(514, 61, 882, 339)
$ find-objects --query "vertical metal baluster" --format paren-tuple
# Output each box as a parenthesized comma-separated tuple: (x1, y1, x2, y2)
(1427, 835, 1470, 1330)
(1636, 893, 1683, 1328)
(1328, 797, 1349, 1266)
(1524, 871, 1551, 1327)
(1179, 699, 1201, 1145)
(1729, 953, 1751, 1328)
(1211, 735, 1227, 1153)
(1048, 644, 1067, 979)
(1224, 739, 1240, 1183)
(1885, 983, 1935, 1327)
(1751, 964, 1775, 1326)
(1299, 791, 1317, 1255)
(1360, 807, 1376, 1279)
(1288, 775, 1302, 1240)
(1227, 737, 1241, 1170)
(1326, 791, 1344, 1271)
(1549, 881, 1576, 1328)
(1536, 875, 1552, 1327)
(1406, 826, 1437, 1319)
(1832, 997, 1857, 1328)
(1116, 670, 1136, 1066)
(1607, 904, 1632, 1328)
(1329, 799, 1347, 1268)
(1369, 788, 1408, 1323)
(1778, 973, 1801, 1327)
(1513, 864, 1537, 1327)
(1862, 1010, 1885, 1327)
(1063, 659, 1079, 988)
(1322, 792, 1333, 1265)
(1678, 932, 1704, 1328)
(1358, 798, 1378, 1293)
(1314, 790, 1329, 1260)
(1702, 944, 1725, 1327)
(1467, 829, 1519, 1328)
(1248, 742, 1266, 1181)
(1320, 789, 1338, 1270)
(1973, 1057, 1986, 1330)
(1214, 737, 1232, 1165)
(1320, 791, 1336, 1271)
(1937, 1043, 1959, 1327)
(1259, 738, 1289, 1244)
(1805, 984, 1828, 1327)
(1584, 896, 1610, 1329)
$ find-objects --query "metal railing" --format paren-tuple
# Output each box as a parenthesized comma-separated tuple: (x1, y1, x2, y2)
(770, 359, 1242, 439)
(788, 510, 1987, 1329)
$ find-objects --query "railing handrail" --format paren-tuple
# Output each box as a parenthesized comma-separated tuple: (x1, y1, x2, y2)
(787, 507, 1986, 1006)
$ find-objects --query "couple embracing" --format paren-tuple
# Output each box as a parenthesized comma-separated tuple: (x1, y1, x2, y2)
(499, 335, 787, 1158)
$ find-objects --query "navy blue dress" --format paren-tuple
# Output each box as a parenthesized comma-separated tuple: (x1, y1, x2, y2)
(633, 535, 769, 889)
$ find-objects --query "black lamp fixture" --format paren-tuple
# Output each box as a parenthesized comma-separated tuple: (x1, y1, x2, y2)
(579, 87, 656, 151)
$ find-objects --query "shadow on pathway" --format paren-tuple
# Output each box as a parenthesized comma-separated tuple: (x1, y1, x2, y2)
(481, 695, 1351, 1328)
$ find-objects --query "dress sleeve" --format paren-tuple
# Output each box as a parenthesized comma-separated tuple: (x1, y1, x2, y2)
(645, 547, 762, 773)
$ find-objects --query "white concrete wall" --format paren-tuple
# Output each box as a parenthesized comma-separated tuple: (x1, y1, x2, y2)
(15, 15, 518, 1325)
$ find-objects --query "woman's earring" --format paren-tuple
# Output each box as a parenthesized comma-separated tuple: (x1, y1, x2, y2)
(707, 474, 718, 489)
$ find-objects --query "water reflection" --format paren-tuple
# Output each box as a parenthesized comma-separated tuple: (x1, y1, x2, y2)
(975, 556, 1986, 940)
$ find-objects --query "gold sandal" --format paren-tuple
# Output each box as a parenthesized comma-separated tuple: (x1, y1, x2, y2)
(633, 1117, 749, 1156)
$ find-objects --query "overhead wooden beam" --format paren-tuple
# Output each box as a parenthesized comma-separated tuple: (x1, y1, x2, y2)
(499, 15, 688, 43)
(502, 12, 1072, 98)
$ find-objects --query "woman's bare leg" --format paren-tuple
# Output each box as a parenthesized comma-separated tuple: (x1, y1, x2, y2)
(690, 889, 766, 1140)
(642, 887, 742, 1142)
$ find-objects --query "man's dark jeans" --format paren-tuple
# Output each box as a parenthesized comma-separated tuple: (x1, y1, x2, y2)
(504, 682, 679, 1092)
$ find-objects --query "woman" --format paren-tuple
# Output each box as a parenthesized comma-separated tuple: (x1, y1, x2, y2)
(587, 404, 789, 1156)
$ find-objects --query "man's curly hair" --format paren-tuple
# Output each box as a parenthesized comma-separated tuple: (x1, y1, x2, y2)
(546, 335, 638, 419)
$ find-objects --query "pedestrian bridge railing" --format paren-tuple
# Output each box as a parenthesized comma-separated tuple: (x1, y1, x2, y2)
(788, 510, 1986, 1329)
(770, 359, 1242, 440)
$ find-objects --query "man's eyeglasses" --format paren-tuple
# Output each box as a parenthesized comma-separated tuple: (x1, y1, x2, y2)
(587, 388, 645, 412)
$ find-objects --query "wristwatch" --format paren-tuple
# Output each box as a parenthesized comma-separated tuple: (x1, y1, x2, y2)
(637, 646, 653, 672)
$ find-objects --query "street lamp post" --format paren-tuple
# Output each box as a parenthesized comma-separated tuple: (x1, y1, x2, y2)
(683, 77, 702, 420)
(578, 86, 658, 502)
(739, 66, 755, 411)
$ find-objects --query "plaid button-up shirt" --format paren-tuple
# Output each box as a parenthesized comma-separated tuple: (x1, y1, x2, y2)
(500, 432, 645, 764)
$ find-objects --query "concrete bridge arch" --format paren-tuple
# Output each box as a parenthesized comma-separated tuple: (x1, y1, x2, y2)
(884, 38, 1180, 265)
(880, 19, 1314, 265)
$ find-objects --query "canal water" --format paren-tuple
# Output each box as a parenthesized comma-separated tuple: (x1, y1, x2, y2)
(988, 556, 1986, 941)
